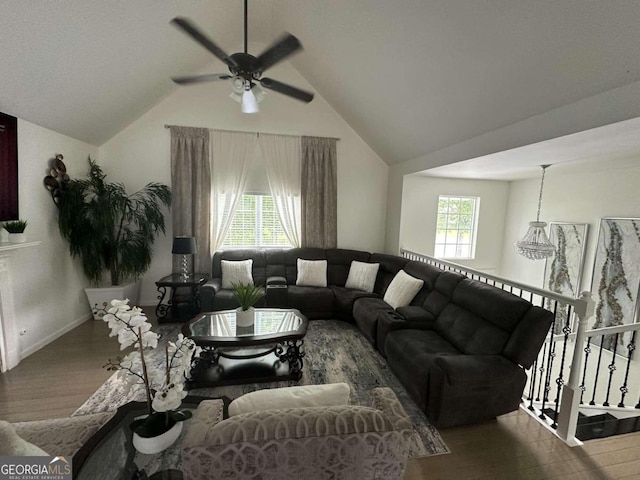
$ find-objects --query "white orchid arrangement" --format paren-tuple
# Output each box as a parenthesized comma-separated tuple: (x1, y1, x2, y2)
(103, 299, 199, 437)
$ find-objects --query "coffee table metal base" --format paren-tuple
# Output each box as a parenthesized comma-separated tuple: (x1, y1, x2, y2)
(187, 340, 305, 388)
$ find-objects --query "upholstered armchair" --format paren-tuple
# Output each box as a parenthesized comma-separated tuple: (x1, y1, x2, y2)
(0, 413, 113, 457)
(181, 387, 412, 480)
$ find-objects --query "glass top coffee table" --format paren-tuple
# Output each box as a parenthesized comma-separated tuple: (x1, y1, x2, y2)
(181, 308, 308, 388)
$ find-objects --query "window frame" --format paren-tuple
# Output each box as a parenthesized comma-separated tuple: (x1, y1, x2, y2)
(433, 195, 480, 260)
(221, 193, 293, 249)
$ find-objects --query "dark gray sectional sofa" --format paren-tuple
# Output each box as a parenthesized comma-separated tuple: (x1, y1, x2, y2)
(201, 247, 553, 428)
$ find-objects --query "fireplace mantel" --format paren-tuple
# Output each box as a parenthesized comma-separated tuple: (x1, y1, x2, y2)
(0, 241, 41, 252)
(0, 240, 41, 372)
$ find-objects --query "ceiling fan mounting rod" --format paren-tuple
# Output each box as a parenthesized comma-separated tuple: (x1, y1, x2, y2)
(244, 0, 248, 54)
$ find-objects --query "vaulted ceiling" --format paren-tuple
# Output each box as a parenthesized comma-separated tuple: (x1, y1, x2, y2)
(3, 1, 640, 166)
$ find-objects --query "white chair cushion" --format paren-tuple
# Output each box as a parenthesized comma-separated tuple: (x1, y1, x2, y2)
(228, 383, 351, 417)
(0, 420, 48, 456)
(221, 259, 253, 289)
(383, 270, 424, 309)
(345, 261, 380, 293)
(296, 259, 328, 287)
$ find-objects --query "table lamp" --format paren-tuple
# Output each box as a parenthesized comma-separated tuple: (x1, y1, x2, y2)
(172, 236, 196, 281)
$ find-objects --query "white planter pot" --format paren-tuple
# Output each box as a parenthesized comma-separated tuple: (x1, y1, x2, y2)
(8, 233, 26, 244)
(236, 307, 255, 327)
(132, 420, 183, 455)
(85, 281, 141, 320)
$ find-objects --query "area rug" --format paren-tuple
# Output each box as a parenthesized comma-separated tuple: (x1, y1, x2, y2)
(74, 319, 449, 458)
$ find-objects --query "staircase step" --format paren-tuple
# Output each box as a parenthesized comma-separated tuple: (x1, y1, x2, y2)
(541, 408, 640, 441)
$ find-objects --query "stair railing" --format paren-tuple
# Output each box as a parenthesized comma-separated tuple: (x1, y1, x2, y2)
(400, 248, 597, 445)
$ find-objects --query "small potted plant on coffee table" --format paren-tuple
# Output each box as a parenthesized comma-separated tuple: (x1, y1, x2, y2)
(231, 282, 265, 327)
(3, 220, 27, 243)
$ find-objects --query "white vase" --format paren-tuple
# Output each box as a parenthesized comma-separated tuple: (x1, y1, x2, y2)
(236, 307, 255, 327)
(8, 233, 26, 244)
(132, 420, 183, 455)
(85, 280, 141, 320)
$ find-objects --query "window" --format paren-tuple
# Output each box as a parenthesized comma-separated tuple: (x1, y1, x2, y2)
(222, 194, 292, 248)
(434, 195, 479, 259)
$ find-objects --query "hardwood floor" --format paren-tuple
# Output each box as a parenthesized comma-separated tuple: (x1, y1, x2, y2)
(1, 311, 639, 479)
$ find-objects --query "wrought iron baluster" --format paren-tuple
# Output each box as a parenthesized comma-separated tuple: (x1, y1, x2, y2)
(528, 358, 538, 411)
(540, 301, 559, 420)
(579, 337, 592, 404)
(551, 304, 573, 429)
(536, 340, 548, 402)
(589, 335, 605, 405)
(617, 331, 635, 408)
(603, 333, 619, 407)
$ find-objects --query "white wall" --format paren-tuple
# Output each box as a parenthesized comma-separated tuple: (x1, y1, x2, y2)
(400, 175, 509, 273)
(386, 80, 640, 255)
(13, 120, 98, 359)
(499, 160, 640, 292)
(99, 57, 389, 305)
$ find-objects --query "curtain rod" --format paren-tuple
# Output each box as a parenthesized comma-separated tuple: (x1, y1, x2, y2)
(164, 124, 340, 141)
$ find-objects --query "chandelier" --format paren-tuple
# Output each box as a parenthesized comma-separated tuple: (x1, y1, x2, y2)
(515, 165, 555, 260)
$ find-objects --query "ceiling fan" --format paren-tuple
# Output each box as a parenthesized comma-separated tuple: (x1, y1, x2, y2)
(170, 0, 314, 113)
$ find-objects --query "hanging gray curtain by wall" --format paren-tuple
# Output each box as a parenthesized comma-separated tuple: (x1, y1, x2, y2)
(170, 126, 211, 275)
(301, 136, 337, 248)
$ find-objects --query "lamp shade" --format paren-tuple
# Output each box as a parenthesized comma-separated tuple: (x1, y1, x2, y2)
(172, 236, 196, 255)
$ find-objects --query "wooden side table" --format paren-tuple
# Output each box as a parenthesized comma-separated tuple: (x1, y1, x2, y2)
(155, 273, 208, 323)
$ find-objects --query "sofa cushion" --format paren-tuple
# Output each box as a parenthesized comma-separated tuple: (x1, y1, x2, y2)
(422, 271, 465, 317)
(287, 286, 334, 319)
(296, 259, 328, 287)
(345, 261, 379, 293)
(434, 303, 510, 355)
(404, 261, 442, 305)
(385, 329, 461, 411)
(352, 297, 394, 347)
(326, 249, 371, 286)
(228, 383, 351, 416)
(213, 250, 267, 286)
(221, 259, 253, 289)
(369, 253, 409, 296)
(383, 270, 424, 309)
(396, 306, 434, 322)
(451, 278, 531, 332)
(330, 286, 378, 318)
(284, 248, 327, 284)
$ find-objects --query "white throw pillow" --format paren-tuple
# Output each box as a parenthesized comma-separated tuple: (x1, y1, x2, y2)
(228, 383, 351, 416)
(296, 259, 328, 287)
(345, 261, 380, 293)
(383, 270, 424, 309)
(0, 421, 48, 456)
(221, 259, 254, 289)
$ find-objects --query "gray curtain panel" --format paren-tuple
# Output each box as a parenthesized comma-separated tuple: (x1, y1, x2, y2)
(170, 126, 212, 275)
(301, 136, 337, 248)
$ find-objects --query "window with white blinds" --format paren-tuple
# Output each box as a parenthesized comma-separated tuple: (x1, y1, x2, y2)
(222, 194, 292, 248)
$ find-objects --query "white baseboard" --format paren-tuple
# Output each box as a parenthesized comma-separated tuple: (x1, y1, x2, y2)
(20, 311, 93, 360)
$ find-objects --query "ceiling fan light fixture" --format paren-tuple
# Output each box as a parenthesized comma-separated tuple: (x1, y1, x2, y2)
(241, 84, 259, 113)
(253, 84, 266, 103)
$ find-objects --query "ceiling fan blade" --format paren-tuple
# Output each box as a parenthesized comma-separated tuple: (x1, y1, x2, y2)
(171, 17, 238, 69)
(260, 78, 314, 103)
(254, 33, 302, 72)
(171, 74, 232, 85)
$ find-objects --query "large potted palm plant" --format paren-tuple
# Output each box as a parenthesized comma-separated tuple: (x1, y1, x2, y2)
(51, 157, 172, 318)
